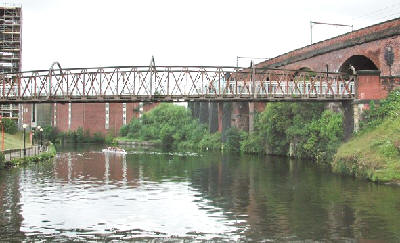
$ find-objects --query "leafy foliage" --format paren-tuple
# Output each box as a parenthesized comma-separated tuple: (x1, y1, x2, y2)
(360, 89, 400, 130)
(121, 103, 214, 149)
(39, 125, 109, 144)
(333, 89, 400, 182)
(223, 127, 246, 152)
(0, 152, 5, 168)
(240, 102, 343, 163)
(1, 118, 17, 134)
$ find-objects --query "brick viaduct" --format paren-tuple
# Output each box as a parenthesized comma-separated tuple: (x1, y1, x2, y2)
(190, 18, 400, 137)
(21, 18, 400, 136)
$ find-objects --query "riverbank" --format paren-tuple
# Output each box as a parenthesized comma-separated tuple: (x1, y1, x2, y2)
(115, 137, 160, 147)
(332, 89, 400, 184)
(3, 132, 31, 150)
(333, 117, 400, 184)
(0, 143, 56, 169)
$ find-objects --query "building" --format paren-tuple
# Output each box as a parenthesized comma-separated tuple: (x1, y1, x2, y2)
(0, 5, 22, 122)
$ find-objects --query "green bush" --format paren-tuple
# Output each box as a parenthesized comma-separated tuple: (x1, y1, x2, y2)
(121, 104, 215, 149)
(0, 152, 5, 168)
(42, 125, 59, 143)
(198, 132, 222, 151)
(287, 110, 343, 163)
(223, 127, 246, 152)
(360, 89, 400, 130)
(240, 132, 264, 153)
(119, 124, 129, 137)
(2, 118, 17, 134)
(238, 102, 343, 162)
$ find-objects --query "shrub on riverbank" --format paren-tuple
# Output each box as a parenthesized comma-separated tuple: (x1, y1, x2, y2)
(333, 89, 400, 183)
(120, 103, 211, 149)
(240, 102, 343, 163)
(0, 152, 5, 169)
(333, 117, 400, 182)
(3, 143, 56, 168)
(40, 126, 110, 144)
(2, 118, 17, 134)
(359, 89, 400, 130)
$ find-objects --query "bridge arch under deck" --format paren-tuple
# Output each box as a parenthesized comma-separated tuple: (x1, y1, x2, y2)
(339, 55, 379, 74)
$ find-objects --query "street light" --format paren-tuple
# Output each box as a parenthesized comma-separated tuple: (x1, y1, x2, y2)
(22, 124, 27, 156)
(40, 128, 43, 148)
(0, 116, 4, 151)
(36, 126, 41, 149)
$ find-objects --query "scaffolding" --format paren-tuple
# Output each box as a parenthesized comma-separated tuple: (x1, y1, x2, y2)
(0, 5, 21, 120)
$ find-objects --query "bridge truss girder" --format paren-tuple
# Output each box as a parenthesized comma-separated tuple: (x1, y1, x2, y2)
(0, 65, 356, 104)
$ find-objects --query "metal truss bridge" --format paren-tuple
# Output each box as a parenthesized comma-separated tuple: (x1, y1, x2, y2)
(0, 62, 356, 104)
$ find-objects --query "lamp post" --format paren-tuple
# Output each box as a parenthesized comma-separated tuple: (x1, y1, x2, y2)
(36, 126, 41, 149)
(23, 124, 27, 156)
(0, 115, 4, 151)
(40, 128, 43, 148)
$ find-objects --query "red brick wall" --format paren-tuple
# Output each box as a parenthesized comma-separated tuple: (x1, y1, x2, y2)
(126, 103, 139, 122)
(109, 103, 122, 136)
(52, 102, 157, 136)
(231, 102, 249, 131)
(21, 104, 31, 127)
(143, 102, 159, 112)
(258, 18, 400, 76)
(254, 102, 266, 113)
(83, 103, 106, 135)
(357, 73, 388, 100)
(271, 35, 400, 76)
(55, 103, 69, 132)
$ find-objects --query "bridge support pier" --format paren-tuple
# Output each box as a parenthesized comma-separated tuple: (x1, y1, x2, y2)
(342, 101, 355, 141)
(199, 102, 209, 124)
(209, 102, 219, 133)
(221, 103, 232, 142)
(249, 102, 255, 133)
(218, 103, 223, 133)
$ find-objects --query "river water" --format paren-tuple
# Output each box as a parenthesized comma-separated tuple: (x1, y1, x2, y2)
(0, 144, 399, 242)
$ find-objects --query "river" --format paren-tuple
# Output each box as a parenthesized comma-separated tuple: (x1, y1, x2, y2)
(0, 144, 399, 241)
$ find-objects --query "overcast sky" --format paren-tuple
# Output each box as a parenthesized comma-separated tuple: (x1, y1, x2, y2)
(4, 0, 400, 70)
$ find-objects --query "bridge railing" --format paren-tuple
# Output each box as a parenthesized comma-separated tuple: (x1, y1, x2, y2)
(0, 66, 356, 102)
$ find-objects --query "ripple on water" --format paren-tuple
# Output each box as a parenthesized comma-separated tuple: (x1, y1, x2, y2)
(1, 150, 400, 241)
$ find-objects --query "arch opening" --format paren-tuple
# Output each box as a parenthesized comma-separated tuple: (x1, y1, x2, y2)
(339, 55, 378, 74)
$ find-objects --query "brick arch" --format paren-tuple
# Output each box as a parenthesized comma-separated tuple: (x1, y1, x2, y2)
(257, 18, 400, 76)
(338, 55, 379, 74)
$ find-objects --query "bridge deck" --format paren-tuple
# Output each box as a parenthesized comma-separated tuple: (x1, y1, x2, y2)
(0, 65, 356, 103)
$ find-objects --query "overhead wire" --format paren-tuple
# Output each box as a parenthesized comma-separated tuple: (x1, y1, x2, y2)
(352, 2, 400, 21)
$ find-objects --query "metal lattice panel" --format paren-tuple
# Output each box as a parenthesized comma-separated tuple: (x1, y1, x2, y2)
(0, 64, 356, 103)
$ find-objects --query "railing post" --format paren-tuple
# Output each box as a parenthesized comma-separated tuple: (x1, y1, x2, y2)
(49, 71, 52, 98)
(116, 69, 119, 96)
(17, 75, 21, 99)
(167, 68, 170, 96)
(251, 61, 256, 98)
(83, 71, 86, 98)
(2, 74, 5, 99)
(218, 68, 221, 96)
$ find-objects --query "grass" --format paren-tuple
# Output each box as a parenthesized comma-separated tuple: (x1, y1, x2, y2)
(332, 117, 400, 183)
(2, 132, 31, 150)
(4, 143, 56, 168)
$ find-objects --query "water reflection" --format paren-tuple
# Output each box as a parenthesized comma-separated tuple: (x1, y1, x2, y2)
(0, 147, 399, 241)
